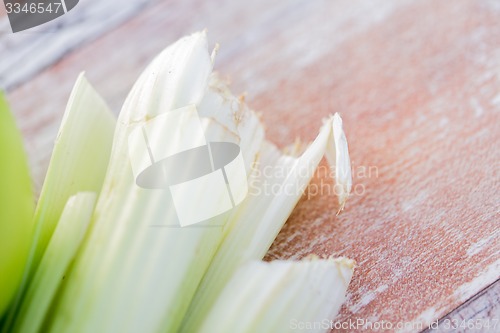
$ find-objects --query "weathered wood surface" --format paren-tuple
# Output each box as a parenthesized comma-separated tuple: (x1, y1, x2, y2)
(3, 0, 499, 332)
(0, 0, 154, 90)
(423, 280, 500, 332)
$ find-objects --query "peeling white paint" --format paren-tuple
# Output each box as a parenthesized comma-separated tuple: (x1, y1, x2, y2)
(469, 98, 485, 117)
(349, 284, 389, 314)
(455, 259, 500, 301)
(467, 231, 499, 257)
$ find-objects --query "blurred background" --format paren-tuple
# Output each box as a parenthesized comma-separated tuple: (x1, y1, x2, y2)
(1, 0, 499, 332)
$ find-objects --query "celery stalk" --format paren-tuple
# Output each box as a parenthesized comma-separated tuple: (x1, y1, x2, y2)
(46, 32, 225, 333)
(12, 192, 96, 333)
(1, 75, 115, 333)
(0, 93, 34, 318)
(23, 31, 353, 333)
(32, 73, 116, 267)
(197, 257, 354, 333)
(179, 113, 350, 333)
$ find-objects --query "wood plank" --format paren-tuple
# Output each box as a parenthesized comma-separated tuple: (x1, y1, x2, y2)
(0, 3, 6, 19)
(423, 280, 500, 332)
(4, 0, 500, 332)
(262, 0, 500, 331)
(0, 0, 155, 90)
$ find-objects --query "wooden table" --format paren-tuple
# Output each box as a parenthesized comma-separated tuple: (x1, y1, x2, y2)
(1, 0, 498, 332)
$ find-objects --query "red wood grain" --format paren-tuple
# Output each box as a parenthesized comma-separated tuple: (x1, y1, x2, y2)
(261, 0, 500, 331)
(5, 0, 499, 332)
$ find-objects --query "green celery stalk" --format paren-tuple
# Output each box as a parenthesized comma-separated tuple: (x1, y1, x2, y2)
(12, 192, 96, 333)
(46, 32, 224, 333)
(31, 73, 116, 267)
(0, 93, 34, 318)
(1, 74, 115, 333)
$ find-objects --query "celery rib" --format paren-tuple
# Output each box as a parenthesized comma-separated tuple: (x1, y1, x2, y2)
(12, 193, 96, 333)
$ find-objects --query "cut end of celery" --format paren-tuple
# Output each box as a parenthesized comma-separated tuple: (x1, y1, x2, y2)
(196, 258, 354, 333)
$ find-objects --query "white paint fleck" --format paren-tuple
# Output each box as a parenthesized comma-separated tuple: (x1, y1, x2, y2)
(469, 98, 484, 117)
(467, 231, 499, 257)
(455, 258, 500, 301)
(439, 117, 449, 128)
(491, 93, 500, 107)
(401, 190, 429, 212)
(404, 307, 439, 333)
(417, 307, 438, 323)
(349, 284, 388, 313)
